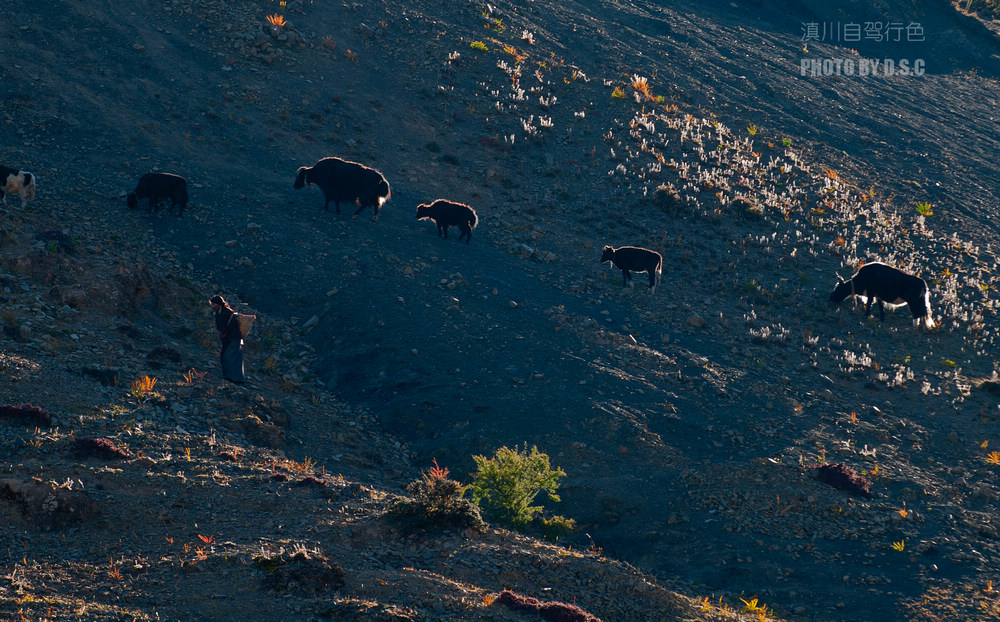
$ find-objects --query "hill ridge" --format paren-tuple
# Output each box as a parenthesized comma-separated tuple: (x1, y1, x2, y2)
(3, 1, 1000, 620)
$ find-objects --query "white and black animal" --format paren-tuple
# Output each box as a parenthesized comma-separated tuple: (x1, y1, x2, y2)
(829, 261, 935, 329)
(1, 165, 36, 208)
(127, 173, 189, 215)
(293, 156, 391, 221)
(415, 200, 478, 244)
(600, 245, 663, 293)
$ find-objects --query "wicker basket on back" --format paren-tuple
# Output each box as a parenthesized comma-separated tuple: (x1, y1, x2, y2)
(236, 314, 256, 338)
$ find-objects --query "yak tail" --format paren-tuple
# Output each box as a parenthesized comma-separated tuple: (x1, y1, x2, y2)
(921, 290, 936, 329)
(920, 306, 936, 330)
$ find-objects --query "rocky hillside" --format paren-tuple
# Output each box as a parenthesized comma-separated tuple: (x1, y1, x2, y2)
(3, 0, 1000, 620)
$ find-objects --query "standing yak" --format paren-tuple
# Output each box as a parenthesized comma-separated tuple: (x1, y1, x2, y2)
(829, 261, 935, 329)
(600, 245, 663, 293)
(415, 199, 478, 244)
(293, 156, 391, 221)
(127, 172, 189, 215)
(1, 164, 36, 208)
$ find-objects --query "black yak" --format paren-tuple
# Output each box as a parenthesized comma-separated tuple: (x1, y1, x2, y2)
(1, 165, 36, 208)
(293, 156, 391, 221)
(415, 199, 478, 244)
(127, 172, 188, 215)
(600, 245, 663, 293)
(829, 261, 935, 329)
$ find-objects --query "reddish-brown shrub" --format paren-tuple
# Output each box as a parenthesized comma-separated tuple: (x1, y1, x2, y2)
(0, 403, 53, 427)
(810, 462, 873, 498)
(495, 589, 601, 622)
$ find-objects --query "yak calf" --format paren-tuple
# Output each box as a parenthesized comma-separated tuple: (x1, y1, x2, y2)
(127, 173, 189, 215)
(1, 165, 36, 208)
(600, 245, 663, 293)
(416, 200, 478, 244)
(829, 261, 935, 329)
(294, 156, 391, 221)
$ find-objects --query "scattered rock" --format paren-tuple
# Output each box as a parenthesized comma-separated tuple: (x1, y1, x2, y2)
(256, 550, 345, 596)
(0, 477, 96, 528)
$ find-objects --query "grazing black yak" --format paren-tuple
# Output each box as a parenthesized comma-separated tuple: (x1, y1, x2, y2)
(293, 156, 391, 221)
(1, 165, 36, 208)
(829, 261, 935, 328)
(600, 245, 663, 293)
(127, 172, 189, 215)
(415, 199, 478, 243)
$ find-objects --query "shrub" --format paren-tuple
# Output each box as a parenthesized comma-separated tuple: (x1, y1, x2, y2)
(493, 589, 600, 622)
(0, 403, 53, 427)
(651, 183, 682, 212)
(255, 549, 345, 595)
(385, 460, 485, 533)
(129, 375, 158, 402)
(468, 444, 567, 529)
(73, 437, 130, 460)
(810, 462, 873, 498)
(539, 514, 576, 540)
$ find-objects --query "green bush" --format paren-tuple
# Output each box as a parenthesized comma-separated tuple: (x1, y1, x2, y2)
(468, 444, 568, 529)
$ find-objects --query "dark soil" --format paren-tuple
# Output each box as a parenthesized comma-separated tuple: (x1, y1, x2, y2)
(3, 0, 1000, 620)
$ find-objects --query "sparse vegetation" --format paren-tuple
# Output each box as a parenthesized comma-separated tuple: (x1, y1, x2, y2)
(630, 74, 651, 98)
(386, 459, 485, 533)
(5, 1, 1000, 620)
(129, 375, 159, 403)
(468, 444, 571, 534)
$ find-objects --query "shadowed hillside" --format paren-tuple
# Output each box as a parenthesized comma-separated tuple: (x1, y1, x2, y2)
(3, 0, 1000, 620)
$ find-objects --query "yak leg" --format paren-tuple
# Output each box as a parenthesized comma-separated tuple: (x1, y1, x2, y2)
(647, 270, 656, 290)
(877, 299, 886, 321)
(354, 202, 379, 221)
(621, 269, 632, 288)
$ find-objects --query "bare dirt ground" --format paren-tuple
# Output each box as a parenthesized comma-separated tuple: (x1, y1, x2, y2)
(3, 0, 1000, 620)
